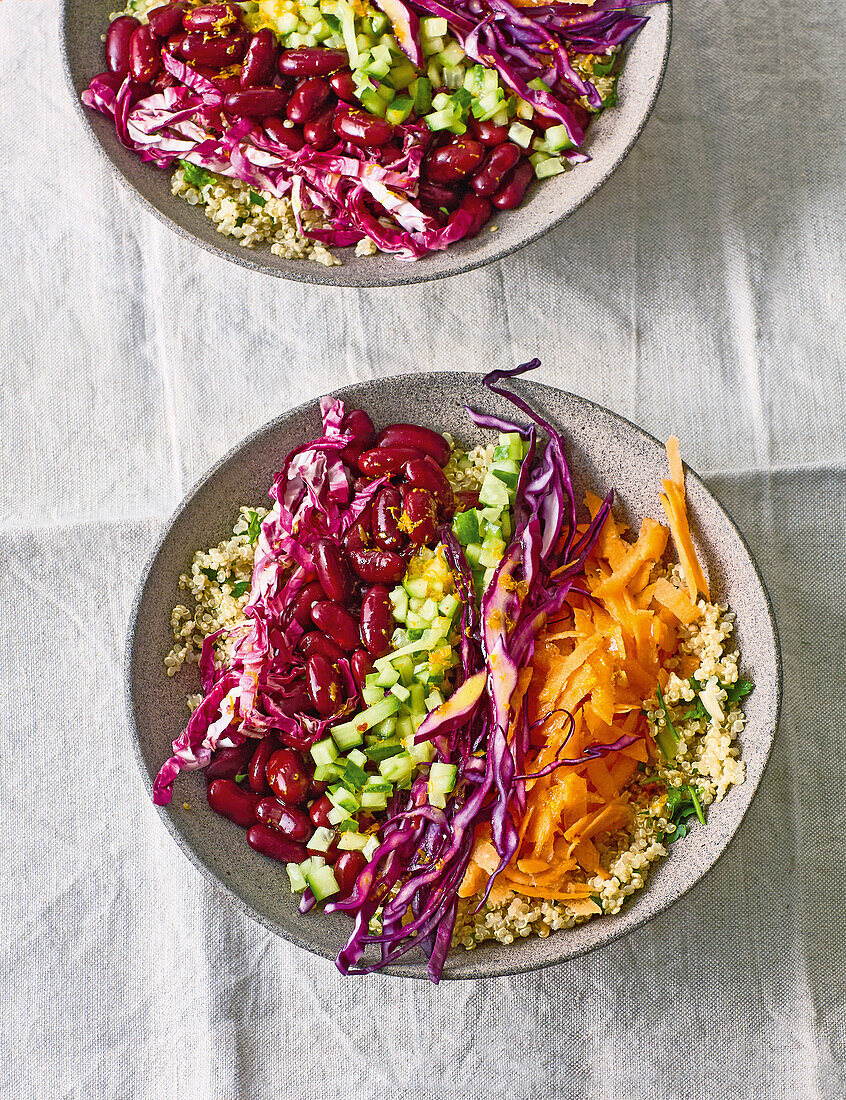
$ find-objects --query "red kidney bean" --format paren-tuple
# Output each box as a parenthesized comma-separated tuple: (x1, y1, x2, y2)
(333, 105, 394, 148)
(357, 445, 426, 477)
(182, 3, 243, 32)
(306, 653, 345, 717)
(418, 181, 460, 214)
(373, 486, 406, 552)
(402, 456, 455, 517)
(278, 47, 348, 77)
(470, 142, 522, 197)
(350, 649, 372, 691)
(343, 521, 369, 553)
(401, 486, 438, 547)
(286, 76, 331, 124)
(147, 3, 190, 38)
(205, 742, 254, 781)
(425, 138, 485, 184)
(207, 779, 260, 827)
(298, 630, 346, 662)
(290, 580, 325, 626)
(240, 29, 278, 88)
(307, 829, 339, 861)
(360, 585, 394, 658)
(263, 117, 305, 151)
(339, 408, 376, 465)
(247, 822, 308, 863)
(334, 850, 367, 898)
(223, 88, 289, 119)
(256, 797, 311, 841)
(309, 778, 328, 797)
(312, 537, 353, 604)
(492, 161, 534, 210)
(311, 600, 360, 652)
(277, 678, 312, 718)
(309, 793, 334, 828)
(456, 488, 480, 510)
(304, 106, 336, 150)
(214, 75, 243, 94)
(266, 748, 311, 805)
(165, 30, 186, 55)
(347, 548, 406, 584)
(329, 68, 356, 102)
(375, 424, 451, 467)
(248, 737, 277, 793)
(452, 193, 493, 239)
(105, 15, 141, 76)
(128, 25, 162, 84)
(471, 118, 510, 147)
(179, 30, 247, 67)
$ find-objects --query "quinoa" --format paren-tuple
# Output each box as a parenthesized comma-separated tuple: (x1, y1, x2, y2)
(443, 436, 495, 494)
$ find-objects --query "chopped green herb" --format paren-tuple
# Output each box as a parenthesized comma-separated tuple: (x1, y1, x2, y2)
(201, 567, 219, 583)
(723, 678, 754, 707)
(663, 783, 705, 842)
(179, 159, 215, 190)
(231, 580, 250, 598)
(246, 510, 262, 545)
(681, 678, 707, 720)
(234, 772, 248, 784)
(248, 191, 267, 207)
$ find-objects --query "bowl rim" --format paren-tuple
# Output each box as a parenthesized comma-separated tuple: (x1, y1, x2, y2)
(61, 3, 672, 288)
(125, 371, 782, 979)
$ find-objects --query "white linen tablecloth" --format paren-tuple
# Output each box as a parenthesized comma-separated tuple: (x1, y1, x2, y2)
(1, 0, 844, 1096)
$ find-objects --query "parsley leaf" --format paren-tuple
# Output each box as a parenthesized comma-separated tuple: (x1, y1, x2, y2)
(201, 567, 219, 583)
(663, 782, 706, 843)
(246, 509, 262, 545)
(655, 684, 680, 761)
(179, 159, 215, 190)
(249, 191, 267, 207)
(724, 679, 754, 707)
(234, 772, 248, 784)
(231, 580, 250, 598)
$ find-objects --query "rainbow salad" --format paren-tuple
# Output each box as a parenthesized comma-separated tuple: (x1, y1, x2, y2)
(83, 0, 665, 262)
(157, 362, 750, 980)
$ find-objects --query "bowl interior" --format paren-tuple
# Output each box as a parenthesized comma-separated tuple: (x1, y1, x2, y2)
(63, 3, 671, 287)
(128, 373, 780, 979)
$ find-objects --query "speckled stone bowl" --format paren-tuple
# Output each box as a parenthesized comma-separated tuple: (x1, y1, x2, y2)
(127, 373, 780, 978)
(63, 4, 671, 287)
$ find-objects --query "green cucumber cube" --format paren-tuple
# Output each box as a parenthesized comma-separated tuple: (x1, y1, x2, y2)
(310, 738, 338, 766)
(306, 864, 339, 901)
(338, 830, 369, 852)
(308, 826, 337, 853)
(286, 862, 308, 892)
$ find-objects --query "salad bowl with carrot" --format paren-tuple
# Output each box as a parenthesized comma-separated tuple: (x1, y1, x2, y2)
(128, 363, 780, 979)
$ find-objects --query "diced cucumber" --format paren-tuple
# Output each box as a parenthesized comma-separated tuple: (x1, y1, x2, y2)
(308, 825, 338, 852)
(390, 62, 417, 90)
(365, 740, 404, 761)
(390, 682, 411, 703)
(360, 87, 388, 117)
(443, 64, 465, 90)
(363, 834, 380, 861)
(543, 124, 576, 152)
(275, 12, 298, 34)
(327, 804, 352, 826)
(535, 156, 566, 179)
(362, 681, 385, 706)
(299, 5, 321, 23)
(327, 785, 359, 813)
(331, 693, 401, 744)
(331, 721, 364, 751)
(374, 637, 434, 670)
(420, 15, 447, 37)
(418, 597, 439, 622)
(478, 472, 510, 508)
(409, 738, 435, 764)
(342, 758, 369, 790)
(438, 40, 465, 67)
(409, 682, 426, 714)
(479, 545, 503, 569)
(335, 0, 359, 67)
(428, 761, 457, 808)
(490, 458, 521, 489)
(286, 862, 308, 892)
(338, 830, 369, 851)
(389, 585, 409, 621)
(375, 664, 400, 688)
(426, 689, 445, 712)
(464, 541, 483, 567)
(372, 715, 397, 739)
(439, 593, 460, 618)
(313, 761, 343, 783)
(369, 11, 389, 34)
(379, 752, 415, 784)
(425, 107, 454, 131)
(394, 654, 415, 685)
(452, 507, 480, 547)
(422, 35, 444, 57)
(403, 576, 430, 599)
(337, 817, 360, 832)
(410, 76, 433, 114)
(310, 737, 338, 766)
(306, 864, 339, 901)
(360, 790, 389, 810)
(528, 76, 551, 93)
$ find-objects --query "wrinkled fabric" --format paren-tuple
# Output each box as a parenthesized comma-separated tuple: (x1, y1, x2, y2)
(1, 0, 845, 1097)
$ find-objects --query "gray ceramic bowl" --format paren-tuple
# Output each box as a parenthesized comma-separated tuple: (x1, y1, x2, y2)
(63, 4, 671, 287)
(127, 373, 780, 978)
